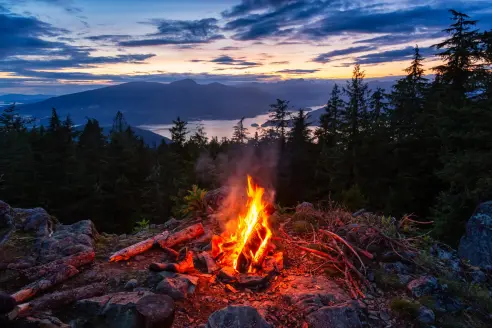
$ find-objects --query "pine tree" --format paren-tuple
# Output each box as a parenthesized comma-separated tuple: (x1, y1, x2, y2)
(268, 99, 291, 144)
(169, 117, 188, 148)
(317, 84, 344, 146)
(232, 117, 249, 143)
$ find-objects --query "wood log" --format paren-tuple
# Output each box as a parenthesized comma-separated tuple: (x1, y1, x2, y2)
(155, 223, 204, 249)
(22, 250, 95, 281)
(136, 294, 175, 328)
(149, 251, 194, 273)
(109, 231, 170, 262)
(11, 264, 79, 303)
(8, 283, 107, 319)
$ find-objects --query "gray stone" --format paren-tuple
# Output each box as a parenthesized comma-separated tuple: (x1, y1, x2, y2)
(74, 291, 154, 328)
(21, 313, 70, 327)
(206, 305, 272, 328)
(383, 262, 410, 274)
(306, 301, 362, 328)
(471, 269, 486, 283)
(397, 274, 411, 285)
(14, 206, 53, 237)
(296, 202, 314, 213)
(0, 200, 13, 229)
(218, 266, 237, 283)
(407, 276, 438, 297)
(156, 274, 197, 300)
(417, 306, 435, 324)
(125, 279, 138, 290)
(459, 201, 492, 268)
(163, 218, 180, 230)
(279, 275, 350, 314)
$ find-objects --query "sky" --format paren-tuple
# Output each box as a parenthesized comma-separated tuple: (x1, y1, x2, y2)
(1, 0, 491, 95)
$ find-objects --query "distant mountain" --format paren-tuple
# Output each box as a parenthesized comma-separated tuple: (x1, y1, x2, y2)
(244, 78, 397, 108)
(0, 94, 54, 105)
(75, 125, 171, 147)
(18, 80, 275, 126)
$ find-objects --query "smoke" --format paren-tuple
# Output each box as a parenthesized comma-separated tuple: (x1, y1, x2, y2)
(195, 142, 281, 232)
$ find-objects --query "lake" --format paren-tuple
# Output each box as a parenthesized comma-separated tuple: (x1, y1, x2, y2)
(140, 105, 324, 139)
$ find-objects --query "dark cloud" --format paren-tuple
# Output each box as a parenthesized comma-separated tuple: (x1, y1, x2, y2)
(312, 46, 377, 63)
(119, 18, 224, 47)
(210, 55, 262, 67)
(354, 31, 445, 47)
(354, 46, 436, 65)
(222, 0, 295, 18)
(219, 46, 242, 51)
(86, 34, 132, 42)
(270, 61, 289, 64)
(276, 69, 319, 74)
(0, 8, 68, 59)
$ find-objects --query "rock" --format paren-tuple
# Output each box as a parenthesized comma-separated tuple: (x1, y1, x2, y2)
(13, 206, 54, 237)
(136, 294, 175, 328)
(383, 262, 411, 274)
(459, 201, 492, 268)
(206, 305, 272, 328)
(397, 274, 411, 285)
(0, 291, 16, 314)
(279, 275, 350, 314)
(470, 269, 486, 283)
(74, 291, 154, 328)
(37, 220, 97, 263)
(125, 279, 138, 290)
(417, 306, 435, 324)
(237, 274, 269, 289)
(156, 273, 198, 300)
(306, 301, 362, 328)
(163, 218, 179, 230)
(0, 200, 13, 229)
(296, 202, 314, 213)
(218, 266, 237, 283)
(197, 252, 219, 273)
(407, 276, 438, 297)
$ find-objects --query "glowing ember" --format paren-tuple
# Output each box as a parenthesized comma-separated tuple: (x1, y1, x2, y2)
(213, 175, 273, 273)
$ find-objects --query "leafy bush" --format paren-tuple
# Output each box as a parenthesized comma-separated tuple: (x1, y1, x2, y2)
(133, 217, 150, 233)
(180, 185, 208, 218)
(341, 184, 367, 211)
(389, 297, 420, 319)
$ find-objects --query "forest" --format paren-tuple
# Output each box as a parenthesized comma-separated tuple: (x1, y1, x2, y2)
(0, 10, 491, 245)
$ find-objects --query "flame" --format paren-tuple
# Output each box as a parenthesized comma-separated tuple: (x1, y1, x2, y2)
(215, 175, 272, 273)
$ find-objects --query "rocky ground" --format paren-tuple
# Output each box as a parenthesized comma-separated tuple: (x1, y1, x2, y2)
(0, 198, 491, 328)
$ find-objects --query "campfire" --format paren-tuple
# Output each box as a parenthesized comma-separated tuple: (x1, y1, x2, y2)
(211, 175, 273, 273)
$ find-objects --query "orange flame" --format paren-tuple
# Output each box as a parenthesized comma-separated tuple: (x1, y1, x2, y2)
(215, 175, 272, 273)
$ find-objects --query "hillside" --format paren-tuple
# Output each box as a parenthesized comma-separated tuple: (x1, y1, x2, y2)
(18, 80, 275, 126)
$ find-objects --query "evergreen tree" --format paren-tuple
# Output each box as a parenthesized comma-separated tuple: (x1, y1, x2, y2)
(317, 84, 343, 146)
(268, 99, 290, 144)
(169, 117, 188, 148)
(232, 117, 249, 143)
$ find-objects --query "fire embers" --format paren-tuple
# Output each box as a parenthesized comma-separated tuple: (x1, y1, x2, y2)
(212, 175, 277, 274)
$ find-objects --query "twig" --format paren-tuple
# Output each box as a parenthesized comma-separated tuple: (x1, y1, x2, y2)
(320, 230, 366, 274)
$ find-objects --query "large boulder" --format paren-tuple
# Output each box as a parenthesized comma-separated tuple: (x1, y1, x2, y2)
(13, 206, 54, 237)
(278, 275, 350, 314)
(206, 305, 272, 328)
(306, 301, 363, 328)
(73, 291, 154, 328)
(37, 220, 97, 263)
(155, 273, 198, 300)
(0, 200, 13, 229)
(459, 201, 492, 268)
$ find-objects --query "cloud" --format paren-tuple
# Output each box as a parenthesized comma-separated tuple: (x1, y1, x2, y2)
(219, 46, 242, 51)
(0, 7, 69, 59)
(354, 46, 436, 65)
(222, 0, 296, 18)
(119, 18, 224, 47)
(270, 61, 289, 64)
(312, 46, 377, 63)
(209, 55, 262, 67)
(276, 69, 319, 74)
(354, 31, 445, 47)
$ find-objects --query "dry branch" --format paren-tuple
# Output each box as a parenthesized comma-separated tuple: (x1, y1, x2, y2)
(109, 231, 170, 262)
(8, 282, 106, 319)
(155, 223, 204, 249)
(22, 250, 94, 281)
(11, 264, 79, 303)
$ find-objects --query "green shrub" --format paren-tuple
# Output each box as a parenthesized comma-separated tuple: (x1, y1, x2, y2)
(181, 185, 207, 218)
(341, 184, 367, 211)
(292, 220, 310, 233)
(389, 297, 420, 319)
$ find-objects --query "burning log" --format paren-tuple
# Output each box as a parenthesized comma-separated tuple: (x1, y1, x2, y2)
(149, 250, 194, 273)
(22, 250, 95, 281)
(109, 231, 170, 262)
(8, 283, 107, 319)
(136, 294, 175, 328)
(155, 223, 204, 249)
(11, 264, 79, 303)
